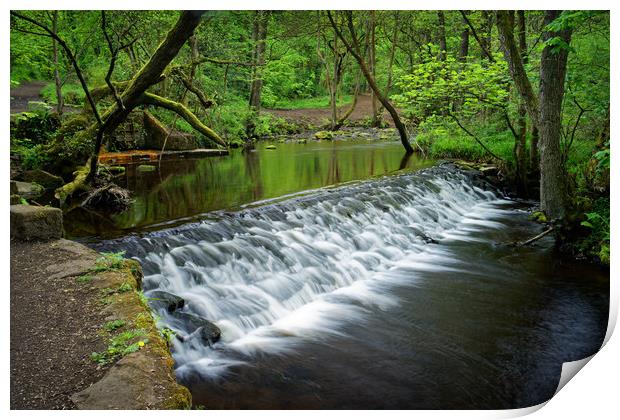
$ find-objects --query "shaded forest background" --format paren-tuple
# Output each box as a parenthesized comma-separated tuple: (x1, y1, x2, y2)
(9, 10, 610, 263)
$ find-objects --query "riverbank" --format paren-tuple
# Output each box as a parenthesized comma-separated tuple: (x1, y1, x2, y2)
(10, 236, 191, 409)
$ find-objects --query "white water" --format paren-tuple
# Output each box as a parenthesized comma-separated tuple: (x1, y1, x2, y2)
(121, 166, 511, 380)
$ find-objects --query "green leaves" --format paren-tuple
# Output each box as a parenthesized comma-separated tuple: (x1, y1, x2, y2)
(393, 47, 510, 122)
(544, 36, 575, 54)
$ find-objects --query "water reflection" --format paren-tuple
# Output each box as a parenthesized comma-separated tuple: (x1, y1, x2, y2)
(65, 140, 433, 239)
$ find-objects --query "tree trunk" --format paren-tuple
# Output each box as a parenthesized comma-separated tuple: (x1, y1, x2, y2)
(459, 24, 469, 62)
(437, 11, 447, 61)
(87, 10, 206, 181)
(328, 11, 413, 153)
(514, 10, 528, 194)
(376, 11, 400, 122)
(369, 11, 380, 127)
(333, 69, 362, 130)
(52, 11, 63, 115)
(530, 125, 539, 170)
(496, 11, 539, 127)
(538, 10, 572, 219)
(481, 11, 494, 60)
(248, 10, 268, 113)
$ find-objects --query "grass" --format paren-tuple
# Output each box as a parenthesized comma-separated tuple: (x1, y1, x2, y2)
(76, 274, 93, 283)
(103, 319, 126, 332)
(91, 251, 126, 273)
(40, 82, 85, 106)
(415, 119, 596, 168)
(418, 127, 515, 162)
(90, 328, 148, 366)
(270, 95, 353, 110)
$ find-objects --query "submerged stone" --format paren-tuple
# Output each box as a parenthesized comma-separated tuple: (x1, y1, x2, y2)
(171, 311, 221, 345)
(107, 166, 126, 175)
(148, 290, 185, 313)
(137, 164, 157, 172)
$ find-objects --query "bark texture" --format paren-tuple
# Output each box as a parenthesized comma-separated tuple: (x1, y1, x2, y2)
(538, 10, 572, 219)
(249, 11, 269, 112)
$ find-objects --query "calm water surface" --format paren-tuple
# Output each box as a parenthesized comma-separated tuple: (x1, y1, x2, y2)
(65, 139, 432, 239)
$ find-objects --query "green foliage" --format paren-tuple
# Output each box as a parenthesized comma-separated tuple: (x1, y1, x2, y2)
(415, 116, 514, 162)
(272, 95, 353, 110)
(76, 274, 93, 283)
(393, 47, 510, 120)
(11, 110, 60, 145)
(159, 327, 176, 345)
(103, 319, 126, 332)
(92, 251, 126, 273)
(578, 197, 610, 264)
(11, 141, 50, 170)
(530, 211, 548, 223)
(137, 290, 149, 307)
(41, 82, 85, 105)
(253, 114, 299, 137)
(593, 141, 610, 177)
(90, 328, 148, 366)
(117, 282, 133, 293)
(262, 48, 315, 105)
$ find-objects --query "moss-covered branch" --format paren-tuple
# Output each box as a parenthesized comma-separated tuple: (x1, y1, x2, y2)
(141, 92, 226, 147)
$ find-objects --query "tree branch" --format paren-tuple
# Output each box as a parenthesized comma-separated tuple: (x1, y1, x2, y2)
(460, 10, 495, 62)
(448, 112, 503, 161)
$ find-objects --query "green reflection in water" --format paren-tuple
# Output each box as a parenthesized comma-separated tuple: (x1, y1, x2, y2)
(65, 139, 434, 239)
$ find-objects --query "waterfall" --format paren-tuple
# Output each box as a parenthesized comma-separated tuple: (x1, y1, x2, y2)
(99, 165, 511, 380)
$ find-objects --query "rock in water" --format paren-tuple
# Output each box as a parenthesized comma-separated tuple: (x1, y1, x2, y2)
(136, 164, 157, 172)
(170, 311, 221, 345)
(265, 145, 277, 150)
(480, 166, 499, 176)
(147, 290, 185, 313)
(314, 130, 334, 140)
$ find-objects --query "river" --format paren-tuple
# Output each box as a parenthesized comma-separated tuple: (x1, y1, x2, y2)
(75, 136, 609, 409)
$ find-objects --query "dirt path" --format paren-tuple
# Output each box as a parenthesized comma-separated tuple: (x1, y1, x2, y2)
(10, 81, 47, 114)
(10, 239, 110, 409)
(266, 94, 394, 127)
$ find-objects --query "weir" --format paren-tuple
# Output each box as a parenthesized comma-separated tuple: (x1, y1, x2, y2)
(101, 166, 502, 373)
(94, 164, 608, 409)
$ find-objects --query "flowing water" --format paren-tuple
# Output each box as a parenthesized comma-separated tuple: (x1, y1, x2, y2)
(90, 147, 609, 409)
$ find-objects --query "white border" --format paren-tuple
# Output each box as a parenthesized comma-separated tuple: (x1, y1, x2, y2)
(3, 1, 617, 419)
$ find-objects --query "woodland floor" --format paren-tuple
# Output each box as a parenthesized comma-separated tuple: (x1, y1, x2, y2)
(10, 81, 45, 113)
(266, 94, 394, 127)
(10, 240, 110, 409)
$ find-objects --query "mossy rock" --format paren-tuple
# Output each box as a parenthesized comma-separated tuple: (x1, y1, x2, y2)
(530, 211, 548, 223)
(137, 164, 157, 172)
(314, 131, 334, 140)
(106, 166, 126, 175)
(297, 138, 307, 144)
(265, 145, 277, 150)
